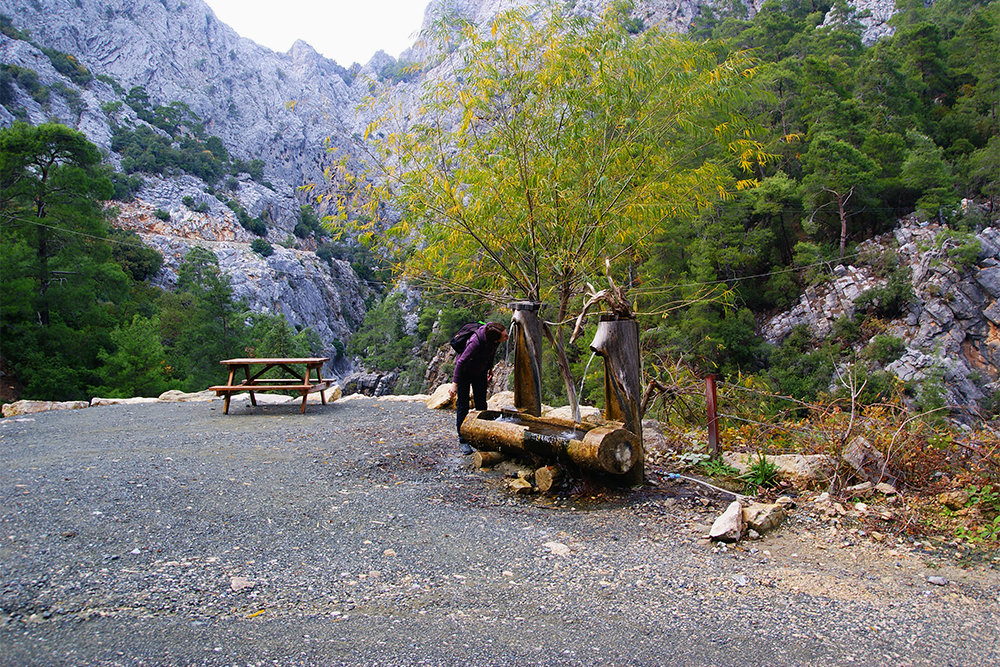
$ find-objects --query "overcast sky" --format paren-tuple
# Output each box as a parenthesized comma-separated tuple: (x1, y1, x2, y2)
(205, 0, 431, 66)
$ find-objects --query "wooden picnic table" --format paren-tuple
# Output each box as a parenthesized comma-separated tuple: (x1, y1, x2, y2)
(210, 357, 332, 414)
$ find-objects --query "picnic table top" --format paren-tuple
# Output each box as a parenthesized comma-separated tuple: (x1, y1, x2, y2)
(219, 357, 330, 365)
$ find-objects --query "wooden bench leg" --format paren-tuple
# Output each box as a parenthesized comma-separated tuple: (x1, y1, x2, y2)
(223, 392, 232, 414)
(299, 392, 308, 414)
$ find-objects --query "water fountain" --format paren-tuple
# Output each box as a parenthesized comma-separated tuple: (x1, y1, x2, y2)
(460, 302, 644, 484)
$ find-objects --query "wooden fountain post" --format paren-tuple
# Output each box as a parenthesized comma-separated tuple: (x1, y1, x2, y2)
(590, 315, 644, 485)
(511, 301, 543, 417)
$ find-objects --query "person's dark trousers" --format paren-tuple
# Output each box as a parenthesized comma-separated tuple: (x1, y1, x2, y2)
(455, 373, 488, 442)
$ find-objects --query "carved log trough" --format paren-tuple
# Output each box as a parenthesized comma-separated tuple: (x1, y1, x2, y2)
(460, 408, 640, 476)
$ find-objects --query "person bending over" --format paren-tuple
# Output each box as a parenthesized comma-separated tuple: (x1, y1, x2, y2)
(450, 321, 508, 454)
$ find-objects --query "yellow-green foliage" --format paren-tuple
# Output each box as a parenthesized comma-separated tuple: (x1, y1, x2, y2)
(347, 1, 769, 319)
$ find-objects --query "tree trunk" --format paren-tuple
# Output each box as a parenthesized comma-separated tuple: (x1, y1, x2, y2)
(511, 302, 543, 417)
(590, 316, 644, 484)
(542, 320, 581, 424)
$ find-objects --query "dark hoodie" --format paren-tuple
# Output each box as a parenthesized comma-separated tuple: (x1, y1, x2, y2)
(453, 325, 501, 382)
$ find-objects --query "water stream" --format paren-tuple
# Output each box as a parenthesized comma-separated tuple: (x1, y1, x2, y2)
(578, 352, 596, 405)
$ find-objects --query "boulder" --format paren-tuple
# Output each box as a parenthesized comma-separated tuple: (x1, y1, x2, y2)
(425, 384, 455, 410)
(742, 502, 787, 534)
(542, 404, 602, 423)
(157, 389, 216, 402)
(90, 397, 160, 406)
(842, 436, 887, 484)
(709, 500, 744, 542)
(485, 390, 516, 411)
(938, 489, 970, 511)
(723, 451, 836, 489)
(2, 400, 90, 417)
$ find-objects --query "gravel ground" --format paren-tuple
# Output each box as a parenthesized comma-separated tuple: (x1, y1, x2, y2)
(1, 396, 998, 667)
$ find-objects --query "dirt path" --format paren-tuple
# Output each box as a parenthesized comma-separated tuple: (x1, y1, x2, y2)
(1, 397, 997, 666)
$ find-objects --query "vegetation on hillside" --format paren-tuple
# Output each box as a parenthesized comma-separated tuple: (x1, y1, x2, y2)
(0, 123, 328, 400)
(344, 0, 997, 402)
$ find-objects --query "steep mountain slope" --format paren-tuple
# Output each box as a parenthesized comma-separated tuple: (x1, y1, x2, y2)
(0, 0, 368, 189)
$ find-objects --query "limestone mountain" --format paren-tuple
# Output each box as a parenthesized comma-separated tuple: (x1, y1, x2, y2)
(1, 0, 905, 386)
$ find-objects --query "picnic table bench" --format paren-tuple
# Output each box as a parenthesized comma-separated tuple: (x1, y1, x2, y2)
(210, 357, 332, 414)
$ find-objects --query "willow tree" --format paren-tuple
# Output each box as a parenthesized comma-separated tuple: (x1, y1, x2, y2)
(348, 2, 768, 412)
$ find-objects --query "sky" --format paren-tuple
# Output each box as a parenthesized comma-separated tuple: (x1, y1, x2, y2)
(205, 0, 432, 66)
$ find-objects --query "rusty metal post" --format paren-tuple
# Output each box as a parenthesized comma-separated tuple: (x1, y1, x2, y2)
(706, 375, 720, 459)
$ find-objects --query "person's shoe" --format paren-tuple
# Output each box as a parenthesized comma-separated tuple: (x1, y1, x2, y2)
(459, 441, 474, 455)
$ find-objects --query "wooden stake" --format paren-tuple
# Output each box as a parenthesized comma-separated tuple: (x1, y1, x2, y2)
(535, 465, 564, 492)
(473, 450, 507, 469)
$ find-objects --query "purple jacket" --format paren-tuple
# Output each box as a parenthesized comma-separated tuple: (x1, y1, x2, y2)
(453, 325, 501, 382)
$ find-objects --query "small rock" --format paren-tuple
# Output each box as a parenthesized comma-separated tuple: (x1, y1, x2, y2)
(875, 482, 898, 495)
(732, 574, 750, 587)
(508, 478, 534, 494)
(938, 490, 970, 511)
(543, 541, 571, 556)
(846, 482, 873, 496)
(230, 576, 254, 592)
(927, 576, 948, 586)
(709, 500, 744, 543)
(743, 502, 786, 534)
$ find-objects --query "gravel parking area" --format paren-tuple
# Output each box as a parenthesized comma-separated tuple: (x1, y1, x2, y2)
(1, 397, 998, 666)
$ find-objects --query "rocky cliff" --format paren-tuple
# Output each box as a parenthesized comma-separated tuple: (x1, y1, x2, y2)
(763, 219, 1000, 412)
(0, 0, 372, 189)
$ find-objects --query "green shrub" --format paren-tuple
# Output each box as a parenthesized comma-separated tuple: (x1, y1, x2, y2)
(109, 172, 144, 201)
(379, 59, 421, 84)
(95, 74, 124, 95)
(109, 228, 163, 282)
(863, 335, 905, 365)
(854, 266, 914, 318)
(2, 65, 48, 105)
(41, 47, 91, 85)
(250, 238, 274, 257)
(940, 230, 981, 272)
(154, 209, 170, 221)
(740, 453, 779, 494)
(51, 81, 84, 116)
(766, 325, 836, 403)
(347, 292, 415, 371)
